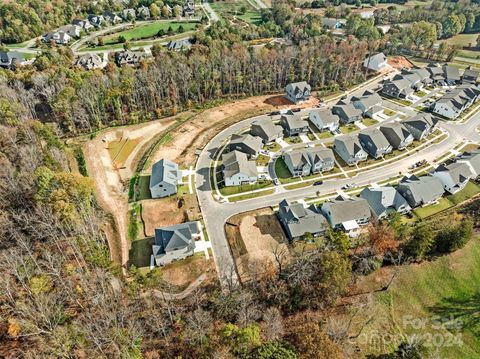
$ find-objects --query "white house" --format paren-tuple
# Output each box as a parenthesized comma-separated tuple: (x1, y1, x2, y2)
(364, 53, 387, 72)
(309, 109, 340, 132)
(285, 82, 311, 103)
(222, 151, 258, 187)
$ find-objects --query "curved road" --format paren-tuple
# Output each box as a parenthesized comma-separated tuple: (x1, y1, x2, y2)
(195, 88, 480, 288)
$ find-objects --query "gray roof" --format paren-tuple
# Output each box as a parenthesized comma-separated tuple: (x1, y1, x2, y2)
(380, 122, 412, 143)
(284, 149, 310, 168)
(443, 64, 461, 81)
(335, 102, 363, 118)
(251, 119, 283, 139)
(398, 175, 444, 204)
(334, 135, 364, 156)
(353, 91, 382, 109)
(458, 151, 480, 175)
(150, 159, 180, 188)
(322, 196, 371, 226)
(308, 147, 334, 164)
(359, 128, 391, 149)
(309, 109, 340, 125)
(403, 113, 437, 132)
(408, 67, 431, 81)
(0, 51, 25, 67)
(367, 53, 387, 63)
(360, 186, 410, 217)
(281, 114, 308, 130)
(434, 162, 473, 184)
(75, 53, 103, 69)
(230, 133, 263, 152)
(167, 39, 192, 51)
(286, 81, 311, 94)
(463, 66, 479, 80)
(153, 221, 198, 264)
(278, 199, 327, 238)
(322, 18, 345, 28)
(390, 78, 413, 92)
(115, 50, 146, 64)
(222, 150, 257, 178)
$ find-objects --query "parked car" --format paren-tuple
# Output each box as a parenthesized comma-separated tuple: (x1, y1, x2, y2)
(270, 111, 280, 116)
(273, 178, 280, 186)
(342, 183, 357, 189)
(292, 108, 301, 112)
(305, 144, 314, 148)
(259, 149, 270, 156)
(313, 181, 323, 186)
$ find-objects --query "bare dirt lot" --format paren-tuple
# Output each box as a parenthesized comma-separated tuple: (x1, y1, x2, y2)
(225, 208, 289, 282)
(141, 197, 188, 237)
(160, 253, 216, 289)
(388, 56, 414, 70)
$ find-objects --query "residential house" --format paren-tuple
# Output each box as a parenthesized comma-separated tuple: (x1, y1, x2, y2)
(250, 119, 283, 144)
(402, 113, 438, 140)
(397, 175, 445, 208)
(432, 162, 473, 194)
(321, 196, 371, 235)
(309, 109, 340, 132)
(351, 90, 383, 118)
(72, 19, 94, 31)
(137, 5, 151, 19)
(394, 72, 422, 91)
(149, 159, 181, 198)
(462, 66, 479, 84)
(358, 128, 392, 158)
(426, 64, 445, 84)
(382, 78, 414, 99)
(307, 148, 335, 174)
(285, 81, 311, 103)
(152, 221, 199, 266)
(122, 8, 137, 21)
(364, 52, 387, 72)
(167, 39, 192, 51)
(42, 30, 72, 45)
(407, 67, 433, 88)
(360, 186, 411, 219)
(443, 64, 461, 85)
(115, 50, 146, 66)
(280, 114, 309, 136)
(379, 122, 414, 150)
(0, 51, 26, 70)
(432, 85, 479, 119)
(222, 151, 258, 187)
(183, 0, 196, 16)
(75, 53, 106, 70)
(457, 151, 480, 178)
(103, 11, 122, 24)
(283, 149, 312, 177)
(87, 14, 104, 28)
(359, 10, 375, 19)
(333, 135, 368, 166)
(332, 100, 363, 124)
(278, 200, 328, 241)
(227, 133, 263, 158)
(322, 18, 346, 29)
(58, 25, 81, 38)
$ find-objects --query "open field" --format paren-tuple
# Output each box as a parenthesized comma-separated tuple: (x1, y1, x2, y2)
(210, 0, 263, 24)
(102, 21, 198, 44)
(351, 235, 480, 358)
(107, 137, 141, 168)
(141, 197, 188, 237)
(439, 33, 480, 48)
(225, 208, 289, 282)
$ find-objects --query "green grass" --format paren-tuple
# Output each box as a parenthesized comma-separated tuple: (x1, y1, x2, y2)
(285, 181, 312, 190)
(415, 90, 427, 97)
(284, 136, 302, 145)
(264, 142, 281, 152)
(361, 236, 480, 358)
(439, 33, 480, 48)
(102, 21, 198, 44)
(228, 189, 275, 202)
(128, 203, 142, 241)
(340, 124, 359, 134)
(362, 118, 379, 127)
(219, 180, 272, 196)
(274, 157, 292, 179)
(255, 154, 270, 166)
(107, 138, 140, 168)
(383, 109, 396, 117)
(413, 198, 454, 219)
(209, 0, 263, 25)
(446, 182, 480, 205)
(136, 175, 153, 201)
(129, 236, 154, 268)
(318, 131, 333, 139)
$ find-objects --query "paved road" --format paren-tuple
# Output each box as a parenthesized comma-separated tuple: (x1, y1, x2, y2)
(196, 80, 480, 288)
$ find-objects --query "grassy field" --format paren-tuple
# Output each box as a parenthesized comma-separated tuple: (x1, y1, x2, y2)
(129, 236, 154, 268)
(107, 138, 140, 168)
(274, 157, 292, 179)
(219, 180, 272, 196)
(359, 235, 480, 358)
(228, 188, 275, 202)
(413, 197, 453, 219)
(447, 182, 480, 205)
(136, 175, 153, 201)
(440, 33, 479, 48)
(210, 0, 263, 25)
(102, 21, 198, 44)
(264, 142, 281, 152)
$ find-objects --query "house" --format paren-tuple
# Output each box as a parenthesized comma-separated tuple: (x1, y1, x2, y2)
(307, 148, 335, 174)
(103, 11, 122, 24)
(382, 78, 414, 99)
(358, 128, 392, 158)
(227, 133, 263, 159)
(360, 186, 411, 219)
(402, 113, 438, 140)
(42, 30, 72, 45)
(457, 151, 480, 178)
(443, 64, 461, 85)
(309, 109, 340, 132)
(379, 122, 414, 150)
(351, 90, 383, 117)
(432, 86, 479, 119)
(332, 101, 363, 124)
(280, 114, 309, 136)
(122, 8, 137, 21)
(283, 149, 312, 177)
(432, 162, 473, 194)
(397, 175, 445, 208)
(222, 151, 258, 187)
(426, 64, 445, 84)
(166, 39, 192, 51)
(0, 51, 26, 70)
(72, 19, 94, 31)
(285, 81, 311, 103)
(115, 51, 146, 66)
(278, 200, 328, 241)
(321, 196, 371, 235)
(183, 0, 196, 16)
(152, 221, 199, 266)
(149, 159, 181, 198)
(322, 18, 346, 29)
(250, 119, 283, 144)
(407, 68, 433, 88)
(137, 5, 151, 19)
(87, 14, 104, 28)
(462, 66, 479, 84)
(359, 10, 375, 19)
(58, 25, 81, 38)
(75, 53, 106, 70)
(333, 135, 368, 166)
(364, 53, 387, 72)
(394, 72, 423, 91)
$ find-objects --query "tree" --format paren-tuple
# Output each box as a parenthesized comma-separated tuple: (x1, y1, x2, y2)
(249, 342, 298, 358)
(288, 322, 342, 359)
(325, 6, 336, 18)
(150, 3, 160, 18)
(403, 222, 435, 260)
(161, 5, 170, 18)
(434, 219, 473, 253)
(409, 21, 437, 50)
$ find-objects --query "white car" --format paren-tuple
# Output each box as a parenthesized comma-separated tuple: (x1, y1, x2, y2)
(305, 143, 314, 148)
(273, 178, 280, 186)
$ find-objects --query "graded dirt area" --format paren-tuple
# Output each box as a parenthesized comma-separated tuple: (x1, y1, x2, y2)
(225, 208, 289, 282)
(388, 56, 414, 70)
(160, 253, 216, 289)
(141, 197, 188, 237)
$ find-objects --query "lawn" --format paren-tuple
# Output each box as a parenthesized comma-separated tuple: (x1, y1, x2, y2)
(255, 154, 270, 166)
(361, 118, 379, 127)
(274, 157, 292, 179)
(440, 33, 480, 48)
(228, 189, 275, 202)
(446, 181, 480, 205)
(284, 136, 302, 145)
(219, 180, 273, 196)
(209, 0, 263, 25)
(413, 198, 453, 219)
(383, 108, 396, 117)
(136, 175, 153, 201)
(129, 236, 155, 268)
(358, 235, 480, 358)
(102, 21, 198, 44)
(128, 203, 143, 241)
(340, 123, 359, 134)
(107, 138, 140, 168)
(415, 90, 427, 97)
(318, 131, 333, 139)
(264, 142, 281, 152)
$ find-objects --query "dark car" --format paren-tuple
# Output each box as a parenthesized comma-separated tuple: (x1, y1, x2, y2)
(292, 108, 301, 112)
(313, 181, 323, 186)
(270, 111, 280, 116)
